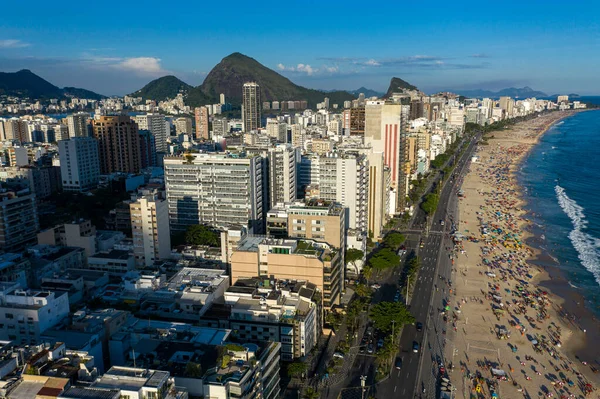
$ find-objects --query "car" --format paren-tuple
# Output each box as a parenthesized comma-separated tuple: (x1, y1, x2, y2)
(416, 322, 423, 332)
(367, 344, 374, 354)
(440, 220, 445, 226)
(333, 352, 345, 360)
(370, 283, 381, 290)
(395, 357, 403, 370)
(366, 326, 373, 336)
(419, 239, 424, 248)
(377, 338, 384, 348)
(412, 341, 420, 353)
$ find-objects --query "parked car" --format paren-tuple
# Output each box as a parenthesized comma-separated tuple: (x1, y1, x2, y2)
(416, 322, 423, 332)
(370, 283, 381, 289)
(412, 341, 420, 353)
(367, 344, 374, 354)
(377, 338, 384, 348)
(333, 352, 345, 360)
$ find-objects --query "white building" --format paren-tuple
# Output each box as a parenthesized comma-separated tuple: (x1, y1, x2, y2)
(58, 137, 100, 192)
(268, 144, 298, 209)
(0, 283, 69, 345)
(130, 194, 171, 267)
(67, 113, 90, 138)
(164, 153, 265, 233)
(134, 114, 169, 153)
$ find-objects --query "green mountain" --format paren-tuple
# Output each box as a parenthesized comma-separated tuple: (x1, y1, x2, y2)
(63, 86, 105, 100)
(383, 77, 418, 98)
(187, 52, 356, 108)
(0, 69, 104, 99)
(454, 86, 548, 99)
(348, 87, 385, 98)
(129, 75, 192, 101)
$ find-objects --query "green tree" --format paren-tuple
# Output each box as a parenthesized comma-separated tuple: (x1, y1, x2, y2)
(184, 362, 203, 378)
(353, 283, 372, 298)
(368, 248, 400, 271)
(345, 248, 364, 265)
(421, 193, 439, 215)
(369, 301, 415, 333)
(384, 232, 406, 250)
(185, 224, 221, 247)
(303, 388, 320, 399)
(287, 361, 307, 378)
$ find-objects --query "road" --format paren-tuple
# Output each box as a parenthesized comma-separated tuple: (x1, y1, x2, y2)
(370, 133, 480, 399)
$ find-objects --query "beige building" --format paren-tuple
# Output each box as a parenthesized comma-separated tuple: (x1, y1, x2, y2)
(366, 151, 389, 240)
(194, 106, 209, 140)
(129, 194, 171, 267)
(38, 219, 97, 257)
(230, 237, 343, 309)
(93, 116, 141, 174)
(174, 117, 193, 135)
(311, 138, 333, 155)
(266, 199, 346, 251)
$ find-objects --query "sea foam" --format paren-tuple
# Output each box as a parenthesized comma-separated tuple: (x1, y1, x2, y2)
(555, 185, 600, 287)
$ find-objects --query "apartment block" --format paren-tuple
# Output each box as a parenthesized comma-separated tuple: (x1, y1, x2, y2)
(0, 284, 70, 345)
(266, 199, 346, 252)
(194, 106, 209, 140)
(129, 194, 171, 267)
(164, 153, 265, 233)
(267, 144, 298, 209)
(58, 137, 100, 192)
(93, 116, 142, 174)
(230, 237, 343, 309)
(0, 189, 39, 252)
(38, 219, 97, 257)
(134, 114, 169, 153)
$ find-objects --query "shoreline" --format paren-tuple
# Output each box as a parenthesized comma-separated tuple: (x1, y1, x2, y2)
(447, 110, 599, 399)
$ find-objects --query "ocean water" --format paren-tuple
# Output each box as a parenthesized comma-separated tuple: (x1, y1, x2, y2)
(519, 110, 600, 315)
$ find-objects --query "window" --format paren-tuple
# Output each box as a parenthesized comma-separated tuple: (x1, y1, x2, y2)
(5, 314, 13, 319)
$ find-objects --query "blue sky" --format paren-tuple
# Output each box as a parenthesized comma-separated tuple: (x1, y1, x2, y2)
(1, 0, 599, 96)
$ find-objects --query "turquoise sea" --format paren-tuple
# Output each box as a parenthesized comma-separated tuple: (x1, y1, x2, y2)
(520, 108, 600, 316)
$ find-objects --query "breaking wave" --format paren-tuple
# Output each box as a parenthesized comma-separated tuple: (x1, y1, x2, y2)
(555, 185, 600, 287)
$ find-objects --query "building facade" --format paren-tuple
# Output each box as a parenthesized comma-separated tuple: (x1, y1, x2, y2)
(93, 116, 142, 174)
(58, 137, 100, 192)
(130, 194, 171, 267)
(242, 83, 261, 132)
(164, 153, 265, 233)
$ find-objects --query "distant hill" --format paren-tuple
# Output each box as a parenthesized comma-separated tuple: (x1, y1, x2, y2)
(348, 87, 384, 98)
(453, 86, 548, 99)
(383, 77, 419, 98)
(129, 75, 192, 101)
(0, 69, 104, 99)
(186, 52, 356, 108)
(63, 87, 105, 100)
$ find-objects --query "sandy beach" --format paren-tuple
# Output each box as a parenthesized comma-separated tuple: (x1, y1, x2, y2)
(444, 111, 600, 399)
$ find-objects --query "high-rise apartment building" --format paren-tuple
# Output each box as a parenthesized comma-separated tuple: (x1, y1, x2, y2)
(174, 117, 193, 135)
(317, 152, 368, 232)
(268, 144, 298, 209)
(0, 189, 39, 252)
(349, 107, 365, 136)
(93, 116, 142, 174)
(129, 194, 171, 267)
(58, 137, 100, 192)
(134, 114, 169, 153)
(138, 130, 157, 168)
(66, 113, 90, 138)
(194, 106, 209, 140)
(242, 82, 261, 132)
(164, 153, 265, 233)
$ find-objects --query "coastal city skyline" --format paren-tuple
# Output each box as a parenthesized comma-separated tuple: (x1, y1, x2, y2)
(1, 1, 600, 95)
(0, 4, 599, 399)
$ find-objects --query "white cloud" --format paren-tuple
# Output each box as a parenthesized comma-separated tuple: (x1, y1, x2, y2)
(117, 57, 164, 74)
(324, 66, 339, 73)
(296, 63, 316, 75)
(364, 59, 380, 66)
(0, 39, 30, 49)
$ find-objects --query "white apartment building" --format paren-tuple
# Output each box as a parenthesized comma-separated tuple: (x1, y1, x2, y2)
(318, 152, 368, 232)
(130, 194, 171, 267)
(58, 137, 100, 192)
(164, 153, 265, 233)
(92, 367, 172, 399)
(67, 113, 90, 138)
(268, 144, 298, 209)
(0, 284, 69, 345)
(134, 114, 169, 153)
